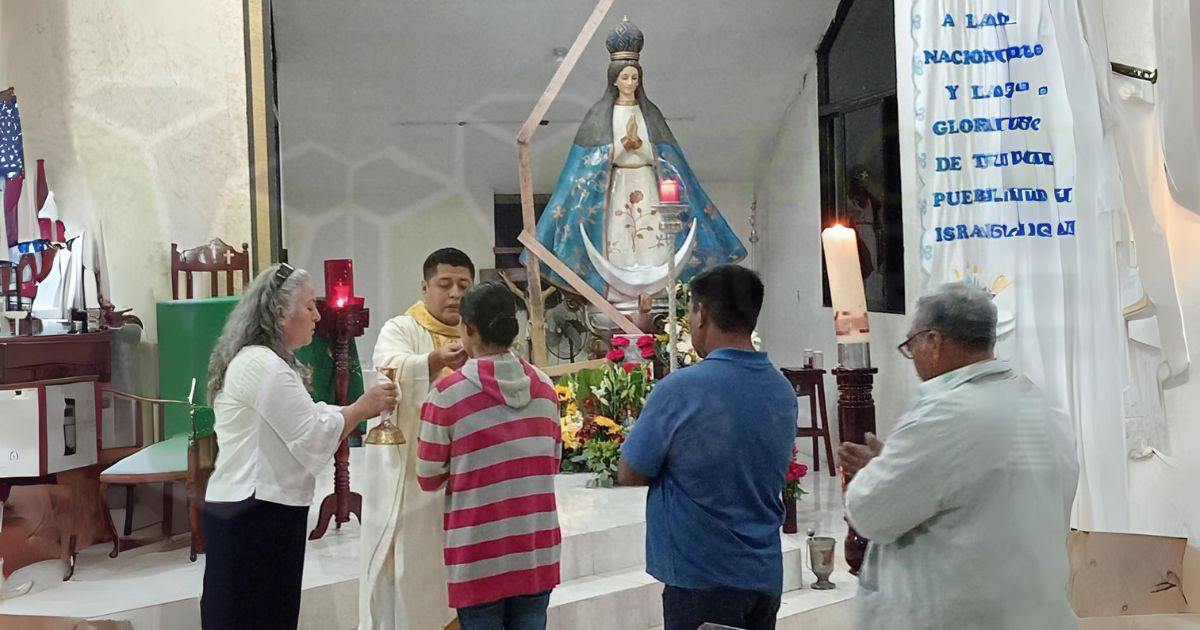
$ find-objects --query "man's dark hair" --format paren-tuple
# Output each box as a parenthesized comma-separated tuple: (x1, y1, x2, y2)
(688, 264, 764, 334)
(422, 248, 475, 280)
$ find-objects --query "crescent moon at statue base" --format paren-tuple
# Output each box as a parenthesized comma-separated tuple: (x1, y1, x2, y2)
(580, 219, 698, 299)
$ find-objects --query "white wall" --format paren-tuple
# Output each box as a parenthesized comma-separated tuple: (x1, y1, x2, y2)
(754, 56, 921, 452)
(0, 0, 251, 390)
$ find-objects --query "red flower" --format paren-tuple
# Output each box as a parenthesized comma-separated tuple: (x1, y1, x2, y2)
(622, 362, 639, 374)
(640, 346, 656, 359)
(612, 336, 631, 348)
(606, 348, 625, 362)
(636, 335, 654, 348)
(785, 461, 809, 483)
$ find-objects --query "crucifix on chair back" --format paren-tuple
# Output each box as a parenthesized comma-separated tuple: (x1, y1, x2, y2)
(170, 238, 250, 300)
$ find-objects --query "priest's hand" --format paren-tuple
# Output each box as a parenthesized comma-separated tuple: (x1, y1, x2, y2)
(430, 343, 468, 377)
(838, 432, 884, 477)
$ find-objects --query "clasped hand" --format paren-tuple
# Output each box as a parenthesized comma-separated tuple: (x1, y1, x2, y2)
(838, 433, 884, 477)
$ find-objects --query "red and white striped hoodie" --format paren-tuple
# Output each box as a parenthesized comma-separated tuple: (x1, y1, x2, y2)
(417, 351, 562, 609)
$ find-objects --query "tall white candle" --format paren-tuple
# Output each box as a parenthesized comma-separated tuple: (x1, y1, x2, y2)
(821, 225, 870, 344)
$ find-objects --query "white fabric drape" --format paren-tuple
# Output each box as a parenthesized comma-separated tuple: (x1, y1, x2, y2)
(1155, 0, 1200, 213)
(910, 0, 1131, 531)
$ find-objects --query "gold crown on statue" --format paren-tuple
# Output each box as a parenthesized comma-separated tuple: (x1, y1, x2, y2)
(606, 16, 644, 62)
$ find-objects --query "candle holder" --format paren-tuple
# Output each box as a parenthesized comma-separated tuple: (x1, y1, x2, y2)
(309, 297, 369, 540)
(835, 359, 877, 575)
(324, 258, 355, 309)
(656, 202, 688, 373)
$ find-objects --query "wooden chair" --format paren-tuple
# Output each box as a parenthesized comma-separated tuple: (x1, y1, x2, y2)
(1, 261, 12, 306)
(98, 392, 216, 561)
(170, 238, 250, 300)
(781, 368, 836, 476)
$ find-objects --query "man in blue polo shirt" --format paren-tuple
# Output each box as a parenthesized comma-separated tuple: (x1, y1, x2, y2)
(618, 264, 798, 630)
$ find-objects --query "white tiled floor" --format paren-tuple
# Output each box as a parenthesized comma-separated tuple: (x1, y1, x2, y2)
(0, 448, 858, 629)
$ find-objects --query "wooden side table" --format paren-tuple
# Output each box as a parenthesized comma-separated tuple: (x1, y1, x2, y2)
(780, 368, 836, 476)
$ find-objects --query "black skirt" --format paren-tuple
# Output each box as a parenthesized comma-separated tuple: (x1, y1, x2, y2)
(200, 496, 310, 630)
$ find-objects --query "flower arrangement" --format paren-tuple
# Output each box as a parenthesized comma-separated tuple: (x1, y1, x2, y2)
(783, 445, 809, 501)
(557, 362, 655, 487)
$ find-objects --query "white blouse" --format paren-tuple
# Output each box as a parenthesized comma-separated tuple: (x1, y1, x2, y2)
(205, 346, 345, 506)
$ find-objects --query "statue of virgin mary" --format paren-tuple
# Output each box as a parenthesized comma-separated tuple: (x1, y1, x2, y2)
(527, 18, 746, 302)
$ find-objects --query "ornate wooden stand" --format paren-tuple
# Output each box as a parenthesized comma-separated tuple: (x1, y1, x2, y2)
(308, 300, 368, 540)
(834, 367, 877, 576)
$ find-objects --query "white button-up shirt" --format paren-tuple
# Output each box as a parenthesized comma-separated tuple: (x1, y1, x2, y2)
(846, 360, 1079, 630)
(206, 346, 345, 507)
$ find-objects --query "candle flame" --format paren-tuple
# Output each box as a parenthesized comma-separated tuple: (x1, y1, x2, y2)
(336, 298, 347, 308)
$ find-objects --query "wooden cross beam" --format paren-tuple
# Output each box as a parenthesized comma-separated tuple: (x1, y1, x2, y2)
(519, 231, 641, 335)
(518, 0, 616, 367)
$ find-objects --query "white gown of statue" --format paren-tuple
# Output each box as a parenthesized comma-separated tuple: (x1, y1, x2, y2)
(604, 104, 667, 275)
(360, 316, 454, 630)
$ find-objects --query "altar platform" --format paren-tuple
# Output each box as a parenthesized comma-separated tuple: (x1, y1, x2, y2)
(0, 449, 858, 629)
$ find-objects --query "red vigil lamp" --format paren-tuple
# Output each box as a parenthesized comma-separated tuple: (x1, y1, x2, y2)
(323, 258, 357, 309)
(658, 178, 680, 204)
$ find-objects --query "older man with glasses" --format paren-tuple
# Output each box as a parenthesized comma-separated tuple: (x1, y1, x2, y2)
(838, 282, 1079, 630)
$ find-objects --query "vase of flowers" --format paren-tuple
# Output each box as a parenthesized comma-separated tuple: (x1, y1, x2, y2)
(557, 362, 655, 487)
(782, 445, 809, 534)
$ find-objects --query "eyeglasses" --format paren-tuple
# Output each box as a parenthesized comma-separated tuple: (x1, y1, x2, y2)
(897, 330, 934, 359)
(273, 263, 295, 290)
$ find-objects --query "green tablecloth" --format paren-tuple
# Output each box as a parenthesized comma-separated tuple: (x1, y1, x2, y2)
(157, 296, 239, 437)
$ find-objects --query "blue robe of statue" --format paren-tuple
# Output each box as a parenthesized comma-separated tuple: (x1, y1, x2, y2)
(525, 128, 747, 296)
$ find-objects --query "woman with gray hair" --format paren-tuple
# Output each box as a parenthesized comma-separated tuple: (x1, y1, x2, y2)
(200, 263, 396, 630)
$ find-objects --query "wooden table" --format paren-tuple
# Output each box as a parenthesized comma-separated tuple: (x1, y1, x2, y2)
(0, 329, 112, 580)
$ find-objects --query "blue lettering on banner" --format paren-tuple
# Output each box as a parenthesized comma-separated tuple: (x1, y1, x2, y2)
(970, 81, 1029, 99)
(935, 156, 963, 171)
(965, 12, 1013, 28)
(971, 151, 1054, 168)
(931, 115, 1042, 135)
(931, 187, 1049, 208)
(922, 44, 1045, 65)
(934, 222, 1078, 241)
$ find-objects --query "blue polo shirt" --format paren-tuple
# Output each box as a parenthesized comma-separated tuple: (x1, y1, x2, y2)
(621, 348, 798, 594)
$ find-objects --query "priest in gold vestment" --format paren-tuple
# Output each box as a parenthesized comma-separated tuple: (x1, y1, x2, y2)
(360, 248, 475, 630)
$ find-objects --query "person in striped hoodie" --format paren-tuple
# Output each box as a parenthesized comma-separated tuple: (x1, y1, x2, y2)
(417, 281, 562, 630)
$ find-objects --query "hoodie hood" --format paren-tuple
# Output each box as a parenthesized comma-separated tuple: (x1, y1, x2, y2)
(461, 351, 534, 409)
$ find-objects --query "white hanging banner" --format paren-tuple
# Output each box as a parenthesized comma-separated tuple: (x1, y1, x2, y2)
(907, 0, 1130, 530)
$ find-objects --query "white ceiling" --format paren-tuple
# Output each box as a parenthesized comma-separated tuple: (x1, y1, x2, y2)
(273, 0, 841, 214)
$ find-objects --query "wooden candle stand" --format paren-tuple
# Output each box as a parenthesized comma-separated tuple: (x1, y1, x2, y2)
(308, 299, 368, 541)
(834, 366, 877, 576)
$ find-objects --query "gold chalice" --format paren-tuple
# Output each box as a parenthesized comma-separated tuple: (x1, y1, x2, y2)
(365, 367, 406, 445)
